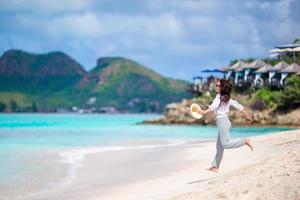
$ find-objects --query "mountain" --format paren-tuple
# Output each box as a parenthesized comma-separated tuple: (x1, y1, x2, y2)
(0, 50, 191, 113)
(0, 49, 86, 93)
(76, 57, 191, 112)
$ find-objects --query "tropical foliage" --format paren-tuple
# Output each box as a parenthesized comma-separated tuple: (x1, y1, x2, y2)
(256, 75, 300, 110)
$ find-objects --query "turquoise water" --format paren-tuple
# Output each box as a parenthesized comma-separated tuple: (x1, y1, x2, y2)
(0, 113, 293, 191)
(0, 113, 292, 149)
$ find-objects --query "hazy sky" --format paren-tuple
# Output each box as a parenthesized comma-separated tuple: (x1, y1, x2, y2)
(0, 0, 300, 80)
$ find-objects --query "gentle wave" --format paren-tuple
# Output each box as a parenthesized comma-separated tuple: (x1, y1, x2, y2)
(55, 140, 187, 187)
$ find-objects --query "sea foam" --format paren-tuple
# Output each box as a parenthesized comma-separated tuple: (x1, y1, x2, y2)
(56, 140, 187, 187)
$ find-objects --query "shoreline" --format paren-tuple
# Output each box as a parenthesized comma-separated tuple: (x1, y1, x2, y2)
(16, 139, 200, 200)
(8, 128, 299, 200)
(1, 112, 299, 128)
(139, 121, 300, 129)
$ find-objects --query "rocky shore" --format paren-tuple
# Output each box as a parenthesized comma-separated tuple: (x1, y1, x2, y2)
(142, 99, 300, 127)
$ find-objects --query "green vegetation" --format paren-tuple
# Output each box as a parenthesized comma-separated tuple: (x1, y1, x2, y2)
(279, 75, 300, 109)
(196, 38, 300, 114)
(263, 56, 300, 66)
(0, 101, 6, 112)
(256, 87, 282, 109)
(254, 75, 300, 111)
(0, 92, 31, 106)
(83, 57, 191, 112)
(31, 102, 38, 112)
(9, 100, 18, 112)
(0, 50, 191, 113)
(227, 38, 300, 111)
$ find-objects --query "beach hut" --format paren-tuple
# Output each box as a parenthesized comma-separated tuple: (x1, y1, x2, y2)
(220, 66, 231, 80)
(191, 76, 203, 95)
(269, 61, 289, 87)
(280, 63, 300, 73)
(193, 76, 203, 85)
(254, 64, 272, 87)
(280, 63, 300, 85)
(243, 60, 267, 84)
(227, 61, 248, 85)
(220, 66, 230, 72)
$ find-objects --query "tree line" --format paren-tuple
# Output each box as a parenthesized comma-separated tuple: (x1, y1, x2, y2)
(0, 101, 38, 112)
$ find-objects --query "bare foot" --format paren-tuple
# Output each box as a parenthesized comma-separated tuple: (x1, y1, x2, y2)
(206, 166, 218, 173)
(245, 138, 254, 151)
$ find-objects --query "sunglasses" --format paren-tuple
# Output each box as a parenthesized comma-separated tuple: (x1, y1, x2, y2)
(215, 84, 221, 87)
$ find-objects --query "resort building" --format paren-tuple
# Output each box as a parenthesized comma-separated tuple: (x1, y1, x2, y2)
(191, 43, 300, 94)
(253, 63, 272, 87)
(222, 60, 299, 89)
(270, 43, 300, 61)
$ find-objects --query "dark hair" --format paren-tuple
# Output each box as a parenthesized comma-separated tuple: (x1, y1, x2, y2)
(218, 79, 233, 108)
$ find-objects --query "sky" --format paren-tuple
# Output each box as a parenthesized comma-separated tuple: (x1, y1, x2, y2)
(0, 0, 300, 81)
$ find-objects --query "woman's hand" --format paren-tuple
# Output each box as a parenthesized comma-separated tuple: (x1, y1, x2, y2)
(198, 109, 205, 115)
(241, 107, 253, 121)
(245, 112, 253, 121)
(198, 108, 211, 115)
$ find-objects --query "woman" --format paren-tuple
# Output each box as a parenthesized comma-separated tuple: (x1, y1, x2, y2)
(198, 78, 254, 173)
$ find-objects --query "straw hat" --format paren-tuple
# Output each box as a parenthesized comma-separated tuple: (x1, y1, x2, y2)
(190, 103, 203, 119)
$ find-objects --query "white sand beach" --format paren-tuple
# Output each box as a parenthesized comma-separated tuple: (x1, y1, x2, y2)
(170, 129, 300, 200)
(13, 129, 300, 200)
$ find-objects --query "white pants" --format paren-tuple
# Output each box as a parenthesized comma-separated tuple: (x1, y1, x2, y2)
(211, 116, 246, 168)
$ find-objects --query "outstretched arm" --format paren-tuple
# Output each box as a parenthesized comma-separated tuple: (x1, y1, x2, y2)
(230, 99, 253, 121)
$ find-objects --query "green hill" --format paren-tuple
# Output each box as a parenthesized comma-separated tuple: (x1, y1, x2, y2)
(77, 57, 190, 112)
(0, 49, 86, 93)
(0, 50, 191, 113)
(0, 50, 86, 110)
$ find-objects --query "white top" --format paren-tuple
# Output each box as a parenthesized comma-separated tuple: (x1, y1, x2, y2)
(209, 94, 244, 118)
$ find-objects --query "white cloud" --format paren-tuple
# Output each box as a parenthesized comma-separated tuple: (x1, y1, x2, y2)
(0, 0, 300, 80)
(10, 11, 185, 41)
(146, 0, 224, 16)
(92, 13, 185, 42)
(11, 12, 103, 38)
(0, 0, 93, 15)
(46, 13, 103, 38)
